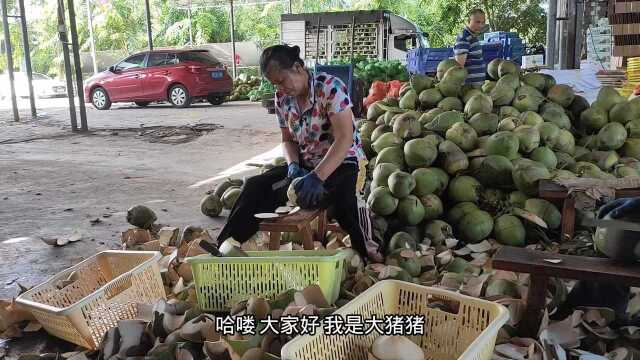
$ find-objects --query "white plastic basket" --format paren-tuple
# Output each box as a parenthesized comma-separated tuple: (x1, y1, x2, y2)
(281, 280, 509, 360)
(16, 250, 165, 349)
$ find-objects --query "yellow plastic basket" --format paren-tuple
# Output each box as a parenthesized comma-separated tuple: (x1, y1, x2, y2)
(187, 250, 348, 312)
(16, 250, 165, 349)
(281, 280, 509, 360)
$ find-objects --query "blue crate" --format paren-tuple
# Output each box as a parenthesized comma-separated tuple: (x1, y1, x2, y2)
(482, 43, 504, 63)
(506, 38, 523, 47)
(315, 64, 353, 96)
(484, 31, 518, 42)
(407, 48, 454, 75)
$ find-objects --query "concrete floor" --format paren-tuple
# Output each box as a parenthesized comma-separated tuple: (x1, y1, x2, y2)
(0, 98, 281, 300)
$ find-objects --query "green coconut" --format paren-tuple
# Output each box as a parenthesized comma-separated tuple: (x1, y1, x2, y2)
(464, 94, 493, 117)
(498, 117, 518, 132)
(463, 88, 484, 103)
(520, 111, 544, 126)
(448, 175, 482, 204)
(513, 94, 542, 113)
(494, 214, 526, 246)
(552, 169, 577, 180)
(438, 80, 461, 98)
(614, 165, 639, 178)
(496, 73, 520, 90)
(372, 132, 403, 154)
(388, 232, 417, 252)
(439, 140, 469, 175)
(419, 108, 445, 127)
(512, 159, 551, 196)
(424, 133, 445, 147)
(424, 220, 453, 246)
(474, 155, 514, 188)
(419, 88, 443, 108)
(622, 139, 640, 160)
(388, 171, 416, 199)
(367, 102, 385, 121)
(371, 125, 392, 143)
(522, 73, 547, 92)
(399, 90, 418, 110)
(625, 119, 640, 138)
(547, 84, 575, 108)
(579, 150, 620, 171)
(425, 110, 465, 133)
(443, 66, 468, 84)
(490, 85, 516, 106)
(436, 59, 460, 81)
(222, 187, 242, 210)
(438, 97, 464, 111)
(419, 194, 444, 221)
(482, 80, 496, 94)
(499, 106, 521, 120)
(508, 191, 529, 208)
(200, 195, 223, 217)
(445, 122, 478, 152)
(487, 131, 520, 159)
(597, 86, 626, 111)
(459, 210, 494, 243)
(514, 125, 541, 153)
(542, 108, 572, 130)
(367, 186, 399, 216)
(550, 130, 576, 155)
(214, 178, 243, 199)
(569, 95, 590, 117)
(609, 101, 639, 124)
(372, 163, 400, 189)
(598, 122, 628, 150)
(498, 60, 519, 78)
(487, 59, 503, 80)
(536, 122, 561, 145)
(468, 113, 499, 136)
(530, 146, 557, 169)
(376, 146, 405, 170)
(580, 107, 609, 133)
(447, 202, 480, 227)
(574, 146, 590, 159)
(393, 111, 422, 139)
(542, 74, 557, 93)
(412, 168, 449, 196)
(410, 74, 434, 93)
(525, 198, 561, 229)
(403, 138, 437, 168)
(396, 195, 425, 226)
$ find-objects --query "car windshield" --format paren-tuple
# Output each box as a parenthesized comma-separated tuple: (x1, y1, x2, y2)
(33, 73, 50, 80)
(178, 51, 221, 66)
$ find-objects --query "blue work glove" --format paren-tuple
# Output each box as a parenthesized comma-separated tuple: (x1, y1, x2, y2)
(287, 162, 308, 179)
(597, 197, 640, 219)
(294, 171, 325, 209)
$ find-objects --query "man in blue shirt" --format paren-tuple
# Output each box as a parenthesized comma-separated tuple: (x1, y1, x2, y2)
(454, 9, 486, 88)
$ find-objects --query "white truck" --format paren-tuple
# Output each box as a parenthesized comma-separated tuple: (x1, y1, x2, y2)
(280, 10, 427, 62)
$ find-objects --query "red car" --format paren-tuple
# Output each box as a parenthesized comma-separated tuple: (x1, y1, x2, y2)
(84, 49, 233, 110)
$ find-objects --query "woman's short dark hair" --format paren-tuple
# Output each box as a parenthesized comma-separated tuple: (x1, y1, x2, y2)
(260, 44, 304, 74)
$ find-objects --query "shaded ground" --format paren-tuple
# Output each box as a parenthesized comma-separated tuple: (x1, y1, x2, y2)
(0, 99, 281, 300)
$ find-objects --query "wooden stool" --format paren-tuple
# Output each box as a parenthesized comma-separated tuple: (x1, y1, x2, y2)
(259, 209, 327, 250)
(492, 246, 640, 337)
(538, 180, 640, 242)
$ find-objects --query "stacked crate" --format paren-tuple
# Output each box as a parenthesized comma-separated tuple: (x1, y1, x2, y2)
(331, 23, 379, 59)
(610, 0, 640, 59)
(586, 18, 614, 68)
(483, 31, 525, 65)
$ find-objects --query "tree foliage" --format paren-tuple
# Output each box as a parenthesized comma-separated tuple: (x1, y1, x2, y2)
(0, 0, 546, 76)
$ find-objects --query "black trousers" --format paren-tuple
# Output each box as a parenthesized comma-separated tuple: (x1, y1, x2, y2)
(216, 163, 368, 258)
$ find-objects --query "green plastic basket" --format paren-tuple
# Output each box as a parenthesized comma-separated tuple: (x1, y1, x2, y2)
(187, 250, 348, 311)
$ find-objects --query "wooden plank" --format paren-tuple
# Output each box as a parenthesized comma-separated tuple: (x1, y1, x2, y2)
(492, 246, 640, 286)
(258, 209, 321, 232)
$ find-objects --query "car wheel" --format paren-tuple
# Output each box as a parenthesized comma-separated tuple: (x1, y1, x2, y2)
(135, 101, 151, 107)
(207, 95, 224, 106)
(91, 87, 111, 110)
(168, 84, 191, 108)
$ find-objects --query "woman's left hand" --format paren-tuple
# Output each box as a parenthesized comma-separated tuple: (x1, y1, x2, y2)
(294, 171, 325, 208)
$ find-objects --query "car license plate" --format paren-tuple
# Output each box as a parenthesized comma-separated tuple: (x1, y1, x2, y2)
(211, 71, 223, 79)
